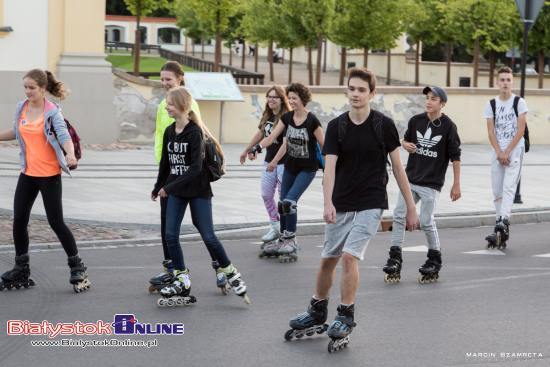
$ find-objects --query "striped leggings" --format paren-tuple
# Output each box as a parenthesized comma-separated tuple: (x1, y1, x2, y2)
(261, 162, 284, 222)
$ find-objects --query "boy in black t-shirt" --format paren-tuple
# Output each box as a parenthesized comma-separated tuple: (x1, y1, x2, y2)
(286, 68, 418, 351)
(383, 86, 462, 285)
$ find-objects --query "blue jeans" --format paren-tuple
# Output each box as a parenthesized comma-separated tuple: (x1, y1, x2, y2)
(165, 195, 230, 271)
(280, 170, 317, 233)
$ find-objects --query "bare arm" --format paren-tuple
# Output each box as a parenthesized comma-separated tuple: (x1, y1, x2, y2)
(0, 129, 16, 141)
(266, 138, 288, 171)
(486, 118, 502, 155)
(450, 160, 461, 201)
(322, 155, 337, 223)
(259, 123, 285, 148)
(240, 130, 263, 164)
(313, 126, 324, 150)
(389, 148, 418, 230)
(504, 112, 527, 155)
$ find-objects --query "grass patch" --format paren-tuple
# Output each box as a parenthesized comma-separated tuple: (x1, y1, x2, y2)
(106, 54, 194, 73)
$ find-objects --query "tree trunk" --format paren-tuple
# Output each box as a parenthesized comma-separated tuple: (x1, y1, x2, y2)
(538, 49, 545, 89)
(184, 36, 188, 54)
(229, 45, 233, 66)
(133, 10, 141, 76)
(339, 47, 347, 86)
(473, 38, 479, 87)
(254, 43, 259, 72)
(241, 40, 246, 69)
(489, 50, 496, 88)
(323, 38, 327, 73)
(363, 47, 368, 68)
(386, 49, 391, 85)
(415, 40, 420, 86)
(446, 42, 452, 87)
(268, 41, 274, 82)
(307, 47, 313, 85)
(192, 38, 195, 56)
(214, 30, 222, 71)
(288, 48, 293, 84)
(316, 35, 322, 85)
(201, 39, 205, 59)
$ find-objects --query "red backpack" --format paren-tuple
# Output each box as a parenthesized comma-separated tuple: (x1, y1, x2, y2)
(49, 117, 82, 170)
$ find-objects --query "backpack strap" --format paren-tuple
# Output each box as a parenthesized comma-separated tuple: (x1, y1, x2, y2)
(337, 112, 348, 146)
(372, 110, 391, 167)
(490, 98, 496, 121)
(513, 95, 520, 117)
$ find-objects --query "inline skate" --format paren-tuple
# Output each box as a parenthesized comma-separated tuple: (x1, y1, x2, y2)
(327, 304, 356, 353)
(418, 249, 442, 284)
(68, 255, 91, 293)
(486, 217, 509, 250)
(383, 246, 402, 283)
(220, 264, 251, 304)
(157, 269, 197, 307)
(278, 231, 298, 263)
(212, 260, 229, 295)
(148, 259, 173, 294)
(0, 254, 35, 291)
(285, 298, 329, 341)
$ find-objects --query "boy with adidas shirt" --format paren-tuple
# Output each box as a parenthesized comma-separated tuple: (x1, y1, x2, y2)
(383, 86, 461, 284)
(483, 66, 527, 248)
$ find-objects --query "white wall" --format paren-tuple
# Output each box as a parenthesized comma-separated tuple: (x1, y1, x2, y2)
(0, 0, 48, 71)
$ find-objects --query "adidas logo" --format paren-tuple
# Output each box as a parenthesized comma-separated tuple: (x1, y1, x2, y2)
(416, 128, 441, 158)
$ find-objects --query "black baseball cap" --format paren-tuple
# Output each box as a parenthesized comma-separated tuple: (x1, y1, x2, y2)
(423, 86, 448, 103)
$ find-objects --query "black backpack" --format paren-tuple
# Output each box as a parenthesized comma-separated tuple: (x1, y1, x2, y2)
(204, 138, 225, 182)
(337, 110, 391, 168)
(490, 96, 529, 152)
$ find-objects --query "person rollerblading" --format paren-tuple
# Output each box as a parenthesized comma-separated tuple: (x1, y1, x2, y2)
(68, 255, 91, 293)
(0, 254, 35, 291)
(285, 298, 328, 341)
(418, 249, 442, 284)
(157, 269, 197, 307)
(383, 246, 402, 283)
(327, 304, 356, 353)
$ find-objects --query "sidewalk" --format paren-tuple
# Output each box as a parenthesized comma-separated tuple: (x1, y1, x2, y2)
(2, 144, 550, 240)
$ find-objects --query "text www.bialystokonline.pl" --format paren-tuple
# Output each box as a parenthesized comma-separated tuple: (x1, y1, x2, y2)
(30, 338, 158, 348)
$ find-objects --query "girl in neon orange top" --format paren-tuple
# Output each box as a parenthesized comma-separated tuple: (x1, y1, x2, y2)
(0, 69, 90, 293)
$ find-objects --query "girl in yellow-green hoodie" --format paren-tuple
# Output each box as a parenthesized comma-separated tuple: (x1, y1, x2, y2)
(149, 61, 229, 294)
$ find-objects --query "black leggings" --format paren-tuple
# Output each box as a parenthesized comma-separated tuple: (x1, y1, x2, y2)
(13, 173, 78, 257)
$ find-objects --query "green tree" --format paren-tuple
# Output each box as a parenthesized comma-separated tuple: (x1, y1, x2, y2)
(405, 0, 440, 86)
(329, 0, 361, 85)
(446, 0, 519, 87)
(433, 0, 464, 87)
(124, 0, 170, 75)
(298, 0, 335, 85)
(277, 3, 308, 83)
(529, 2, 550, 89)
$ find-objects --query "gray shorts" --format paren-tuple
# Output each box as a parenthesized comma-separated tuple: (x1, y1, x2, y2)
(321, 209, 383, 261)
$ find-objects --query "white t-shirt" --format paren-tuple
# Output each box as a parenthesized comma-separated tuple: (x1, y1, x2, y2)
(483, 94, 528, 150)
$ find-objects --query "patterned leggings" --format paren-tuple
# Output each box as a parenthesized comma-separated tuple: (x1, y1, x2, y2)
(261, 162, 284, 222)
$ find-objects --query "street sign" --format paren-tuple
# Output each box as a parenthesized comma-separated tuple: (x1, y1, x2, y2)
(184, 72, 244, 102)
(515, 0, 545, 30)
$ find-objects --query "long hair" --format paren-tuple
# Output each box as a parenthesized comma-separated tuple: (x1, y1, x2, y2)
(167, 87, 225, 163)
(24, 69, 68, 99)
(161, 61, 185, 86)
(259, 85, 291, 131)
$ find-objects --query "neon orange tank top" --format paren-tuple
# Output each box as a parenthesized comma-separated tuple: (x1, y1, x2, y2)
(19, 105, 61, 177)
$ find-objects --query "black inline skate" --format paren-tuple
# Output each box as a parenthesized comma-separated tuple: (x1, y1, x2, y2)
(383, 246, 402, 283)
(486, 217, 509, 250)
(148, 259, 173, 294)
(157, 269, 197, 307)
(0, 254, 35, 291)
(327, 304, 356, 353)
(285, 298, 329, 341)
(68, 255, 91, 293)
(212, 260, 229, 295)
(418, 249, 442, 284)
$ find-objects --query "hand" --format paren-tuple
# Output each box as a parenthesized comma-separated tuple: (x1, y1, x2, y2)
(450, 183, 461, 202)
(151, 192, 158, 201)
(323, 203, 337, 224)
(158, 188, 167, 198)
(66, 154, 77, 168)
(247, 152, 257, 161)
(266, 162, 276, 172)
(405, 207, 419, 231)
(239, 151, 247, 165)
(402, 141, 417, 154)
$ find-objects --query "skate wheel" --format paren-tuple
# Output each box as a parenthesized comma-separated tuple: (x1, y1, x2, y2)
(15, 284, 21, 290)
(418, 276, 424, 284)
(305, 330, 315, 337)
(328, 340, 336, 353)
(284, 329, 294, 341)
(157, 298, 166, 307)
(166, 298, 175, 307)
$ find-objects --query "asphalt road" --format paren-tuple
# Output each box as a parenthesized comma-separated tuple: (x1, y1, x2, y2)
(0, 223, 549, 367)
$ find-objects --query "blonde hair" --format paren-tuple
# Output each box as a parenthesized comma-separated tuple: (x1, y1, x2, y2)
(259, 85, 291, 131)
(167, 87, 225, 163)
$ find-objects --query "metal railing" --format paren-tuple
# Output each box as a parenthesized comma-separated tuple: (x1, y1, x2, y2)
(105, 41, 161, 54)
